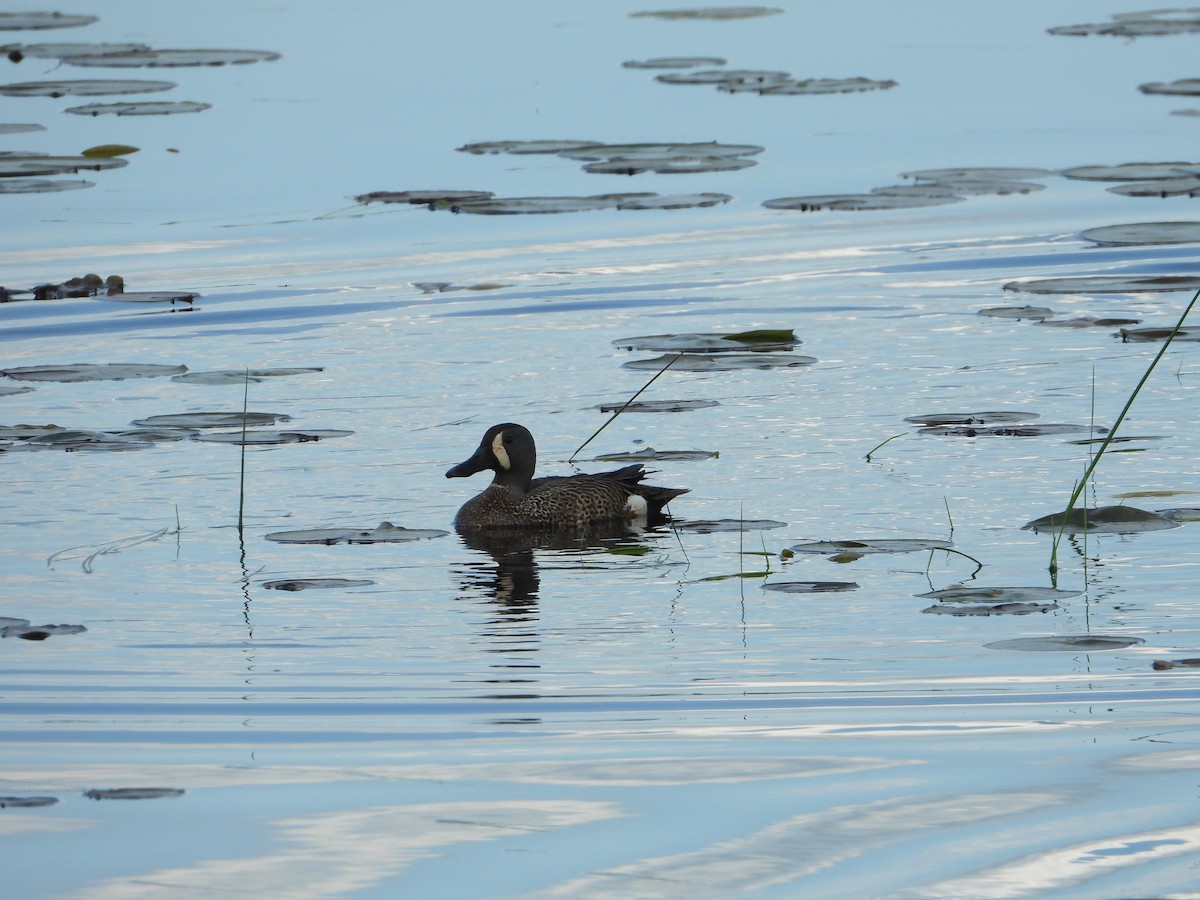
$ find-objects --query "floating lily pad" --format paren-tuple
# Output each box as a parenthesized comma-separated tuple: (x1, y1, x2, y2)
(1004, 274, 1200, 294)
(412, 281, 506, 293)
(261, 578, 375, 591)
(1140, 79, 1200, 96)
(0, 13, 98, 30)
(1065, 434, 1162, 446)
(456, 139, 604, 155)
(1062, 162, 1200, 181)
(584, 157, 753, 175)
(615, 192, 732, 209)
(558, 141, 764, 161)
(1023, 505, 1179, 534)
(656, 68, 790, 86)
(623, 352, 816, 371)
(614, 330, 799, 352)
(63, 48, 280, 67)
(0, 796, 58, 808)
(1082, 222, 1200, 246)
(0, 153, 128, 177)
(924, 602, 1059, 616)
(1119, 326, 1200, 342)
(763, 193, 964, 211)
(630, 7, 784, 20)
(265, 523, 449, 544)
(1108, 177, 1200, 197)
(0, 79, 176, 97)
(81, 143, 138, 159)
(595, 399, 720, 412)
(758, 77, 897, 95)
(65, 100, 211, 116)
(0, 384, 34, 396)
(84, 788, 184, 800)
(0, 177, 93, 193)
(18, 429, 155, 451)
(762, 580, 858, 593)
(920, 423, 1101, 437)
(0, 123, 45, 133)
(131, 411, 291, 428)
(677, 518, 786, 533)
(355, 189, 493, 205)
(985, 635, 1145, 652)
(977, 305, 1053, 320)
(97, 290, 195, 304)
(881, 179, 1042, 196)
(444, 195, 622, 215)
(904, 411, 1036, 426)
(192, 429, 353, 445)
(917, 585, 1082, 603)
(1038, 316, 1142, 329)
(2, 363, 185, 382)
(1, 622, 86, 640)
(0, 425, 65, 439)
(172, 368, 322, 385)
(1051, 16, 1200, 37)
(623, 56, 728, 68)
(593, 447, 719, 462)
(901, 166, 1055, 182)
(0, 41, 149, 61)
(788, 538, 953, 555)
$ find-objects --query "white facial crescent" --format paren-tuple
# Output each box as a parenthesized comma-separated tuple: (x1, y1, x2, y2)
(491, 432, 511, 470)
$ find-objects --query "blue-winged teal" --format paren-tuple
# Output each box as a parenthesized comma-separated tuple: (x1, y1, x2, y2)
(446, 423, 688, 528)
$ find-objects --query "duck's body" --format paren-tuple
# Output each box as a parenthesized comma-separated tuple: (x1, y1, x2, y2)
(447, 423, 688, 529)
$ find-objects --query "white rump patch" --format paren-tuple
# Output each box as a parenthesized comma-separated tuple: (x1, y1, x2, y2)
(491, 432, 511, 470)
(626, 494, 649, 518)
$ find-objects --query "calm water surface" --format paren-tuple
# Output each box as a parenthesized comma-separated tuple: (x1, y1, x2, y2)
(3, 2, 1200, 897)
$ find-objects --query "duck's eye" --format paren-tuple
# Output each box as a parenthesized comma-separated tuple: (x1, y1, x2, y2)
(503, 434, 514, 445)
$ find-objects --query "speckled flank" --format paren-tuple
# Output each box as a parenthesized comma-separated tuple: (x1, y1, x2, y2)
(447, 423, 688, 529)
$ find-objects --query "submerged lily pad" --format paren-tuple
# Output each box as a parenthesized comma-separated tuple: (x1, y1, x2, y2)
(595, 399, 720, 412)
(0, 384, 34, 396)
(0, 177, 93, 193)
(0, 79, 176, 97)
(917, 585, 1082, 603)
(985, 635, 1145, 652)
(0, 123, 45, 133)
(763, 193, 964, 212)
(63, 48, 280, 67)
(131, 412, 291, 428)
(0, 13, 98, 30)
(788, 538, 953, 555)
(762, 581, 859, 593)
(172, 367, 322, 385)
(65, 100, 211, 116)
(1004, 274, 1200, 294)
(84, 788, 184, 800)
(192, 429, 353, 445)
(1, 622, 86, 640)
(677, 518, 786, 533)
(623, 352, 816, 371)
(1082, 222, 1200, 246)
(261, 578, 375, 591)
(623, 56, 728, 68)
(630, 6, 784, 20)
(592, 447, 718, 462)
(265, 523, 448, 544)
(1140, 79, 1200, 96)
(614, 330, 799, 352)
(904, 411, 1036, 426)
(1023, 505, 1179, 534)
(1119, 326, 1200, 342)
(355, 189, 493, 205)
(923, 602, 1058, 616)
(977, 305, 1053, 320)
(920, 423, 1101, 437)
(2, 363, 185, 382)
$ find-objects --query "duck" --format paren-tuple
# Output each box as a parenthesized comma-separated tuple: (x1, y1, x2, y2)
(446, 423, 688, 529)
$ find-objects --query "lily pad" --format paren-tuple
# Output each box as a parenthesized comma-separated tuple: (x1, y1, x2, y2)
(880, 179, 1042, 196)
(1108, 177, 1200, 197)
(98, 290, 196, 304)
(171, 367, 322, 385)
(920, 423, 1101, 437)
(131, 412, 291, 428)
(1119, 326, 1200, 342)
(677, 518, 787, 533)
(788, 538, 953, 555)
(623, 56, 728, 68)
(901, 166, 1055, 182)
(355, 189, 493, 205)
(558, 141, 764, 161)
(1023, 505, 1179, 534)
(261, 578, 375, 591)
(615, 192, 733, 209)
(18, 430, 156, 451)
(265, 523, 449, 544)
(0, 384, 34, 396)
(62, 48, 280, 67)
(614, 330, 799, 352)
(584, 158, 753, 175)
(623, 352, 816, 371)
(2, 363, 185, 382)
(761, 581, 859, 593)
(593, 447, 719, 462)
(65, 100, 211, 116)
(0, 41, 149, 61)
(985, 635, 1145, 652)
(1, 622, 86, 640)
(444, 195, 622, 215)
(595, 399, 720, 412)
(455, 139, 602, 155)
(1140, 79, 1200, 96)
(1038, 316, 1142, 329)
(0, 796, 58, 808)
(0, 13, 98, 30)
(1004, 274, 1200, 294)
(923, 602, 1059, 616)
(0, 123, 45, 133)
(758, 77, 897, 95)
(656, 68, 790, 86)
(904, 411, 1036, 426)
(0, 153, 128, 177)
(1082, 222, 1200, 246)
(84, 788, 184, 800)
(763, 193, 964, 211)
(916, 585, 1082, 603)
(0, 177, 93, 193)
(0, 79, 176, 97)
(630, 7, 784, 20)
(192, 429, 353, 445)
(977, 305, 1053, 319)
(1062, 162, 1200, 181)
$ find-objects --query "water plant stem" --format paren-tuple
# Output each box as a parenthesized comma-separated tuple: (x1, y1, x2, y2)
(569, 352, 681, 463)
(238, 370, 249, 534)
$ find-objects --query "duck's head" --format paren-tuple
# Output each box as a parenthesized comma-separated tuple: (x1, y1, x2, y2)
(446, 423, 537, 487)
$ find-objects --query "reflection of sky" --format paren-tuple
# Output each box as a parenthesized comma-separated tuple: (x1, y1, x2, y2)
(3, 0, 1200, 271)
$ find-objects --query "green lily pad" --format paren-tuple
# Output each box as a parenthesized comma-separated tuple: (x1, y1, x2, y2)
(630, 7, 784, 20)
(0, 79, 176, 97)
(595, 399, 720, 412)
(262, 578, 375, 591)
(65, 100, 212, 116)
(265, 523, 449, 544)
(171, 367, 322, 385)
(614, 330, 799, 352)
(623, 352, 816, 371)
(0, 13, 97, 30)
(1004, 274, 1200, 294)
(62, 48, 280, 67)
(985, 635, 1145, 652)
(904, 411, 1036, 426)
(761, 581, 858, 593)
(2, 363, 185, 382)
(677, 518, 787, 533)
(131, 412, 291, 428)
(623, 56, 728, 68)
(788, 538, 953, 555)
(1023, 505, 1179, 534)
